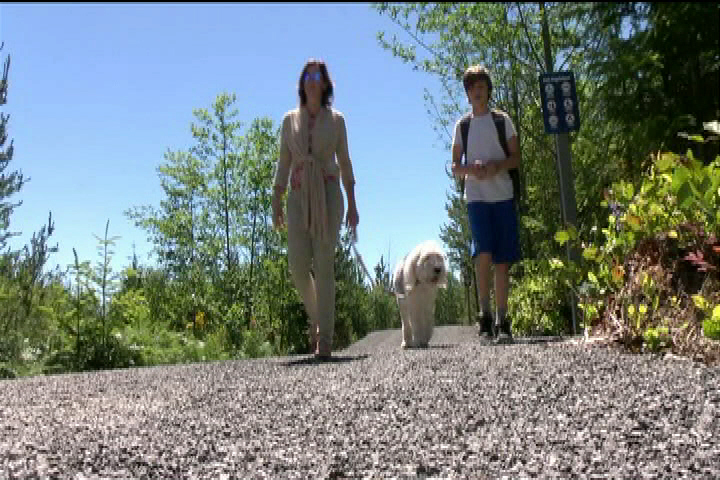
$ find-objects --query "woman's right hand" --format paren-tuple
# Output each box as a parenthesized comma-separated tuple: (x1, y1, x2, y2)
(272, 196, 285, 230)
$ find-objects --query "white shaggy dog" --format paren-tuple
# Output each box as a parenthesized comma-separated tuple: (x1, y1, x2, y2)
(392, 240, 449, 348)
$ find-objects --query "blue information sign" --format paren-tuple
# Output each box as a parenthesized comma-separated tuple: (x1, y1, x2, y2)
(539, 71, 580, 134)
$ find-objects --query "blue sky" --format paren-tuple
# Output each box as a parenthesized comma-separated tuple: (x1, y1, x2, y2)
(1, 3, 462, 282)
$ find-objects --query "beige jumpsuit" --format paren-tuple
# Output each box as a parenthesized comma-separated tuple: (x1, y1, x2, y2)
(273, 106, 356, 354)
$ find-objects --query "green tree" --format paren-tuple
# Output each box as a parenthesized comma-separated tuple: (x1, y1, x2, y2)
(126, 96, 285, 351)
(90, 220, 121, 361)
(589, 3, 719, 167)
(435, 269, 465, 325)
(0, 44, 61, 365)
(367, 255, 398, 331)
(65, 248, 94, 368)
(439, 190, 476, 324)
(237, 117, 278, 326)
(191, 93, 245, 294)
(0, 43, 24, 252)
(126, 149, 210, 277)
(126, 147, 214, 331)
(0, 214, 60, 363)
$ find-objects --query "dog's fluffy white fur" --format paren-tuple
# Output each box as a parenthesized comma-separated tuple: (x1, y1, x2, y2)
(392, 240, 449, 348)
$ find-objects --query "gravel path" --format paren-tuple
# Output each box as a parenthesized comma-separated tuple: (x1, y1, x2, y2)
(1, 326, 719, 479)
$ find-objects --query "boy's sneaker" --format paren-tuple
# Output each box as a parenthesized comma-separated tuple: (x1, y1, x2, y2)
(477, 312, 495, 339)
(495, 321, 514, 344)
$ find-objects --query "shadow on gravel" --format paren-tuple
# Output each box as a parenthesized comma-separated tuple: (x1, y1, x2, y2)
(404, 344, 456, 350)
(512, 336, 580, 345)
(282, 354, 370, 367)
(472, 336, 581, 348)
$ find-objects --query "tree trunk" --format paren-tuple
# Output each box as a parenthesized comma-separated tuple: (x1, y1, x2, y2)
(246, 192, 258, 327)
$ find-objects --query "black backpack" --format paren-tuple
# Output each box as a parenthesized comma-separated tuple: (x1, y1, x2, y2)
(458, 109, 521, 203)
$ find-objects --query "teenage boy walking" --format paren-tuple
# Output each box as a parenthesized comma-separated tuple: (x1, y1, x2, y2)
(451, 65, 521, 344)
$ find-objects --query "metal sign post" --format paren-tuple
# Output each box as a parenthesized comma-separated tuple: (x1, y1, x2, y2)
(539, 71, 580, 335)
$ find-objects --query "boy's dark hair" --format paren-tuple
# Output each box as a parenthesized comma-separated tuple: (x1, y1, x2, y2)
(298, 58, 334, 107)
(462, 65, 492, 99)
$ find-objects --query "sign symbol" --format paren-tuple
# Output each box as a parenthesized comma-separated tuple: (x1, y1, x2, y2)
(547, 100, 557, 113)
(566, 113, 576, 126)
(545, 83, 555, 98)
(561, 81, 572, 96)
(564, 98, 574, 111)
(549, 115, 559, 129)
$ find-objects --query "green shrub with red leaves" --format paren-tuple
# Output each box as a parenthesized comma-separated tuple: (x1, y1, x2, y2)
(553, 138, 720, 363)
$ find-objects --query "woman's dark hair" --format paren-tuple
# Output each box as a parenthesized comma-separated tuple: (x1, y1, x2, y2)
(298, 58, 334, 107)
(462, 65, 493, 99)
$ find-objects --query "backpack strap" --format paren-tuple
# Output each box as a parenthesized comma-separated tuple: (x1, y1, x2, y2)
(458, 112, 472, 195)
(490, 109, 509, 158)
(459, 112, 473, 166)
(491, 109, 521, 203)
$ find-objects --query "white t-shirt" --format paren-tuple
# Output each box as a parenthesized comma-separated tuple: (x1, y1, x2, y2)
(452, 110, 517, 203)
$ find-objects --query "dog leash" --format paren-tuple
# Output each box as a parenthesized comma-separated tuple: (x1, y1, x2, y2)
(349, 229, 376, 289)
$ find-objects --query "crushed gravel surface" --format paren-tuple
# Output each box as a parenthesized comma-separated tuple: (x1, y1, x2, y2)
(1, 326, 719, 479)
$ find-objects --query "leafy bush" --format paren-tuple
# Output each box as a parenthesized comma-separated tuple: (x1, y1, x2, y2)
(700, 302, 720, 341)
(109, 289, 151, 328)
(43, 326, 144, 373)
(509, 259, 571, 335)
(121, 325, 230, 366)
(237, 327, 274, 359)
(643, 326, 672, 353)
(0, 364, 17, 379)
(553, 143, 720, 363)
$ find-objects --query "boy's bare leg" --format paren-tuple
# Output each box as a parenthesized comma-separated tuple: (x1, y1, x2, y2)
(474, 253, 492, 313)
(494, 263, 510, 312)
(494, 262, 513, 342)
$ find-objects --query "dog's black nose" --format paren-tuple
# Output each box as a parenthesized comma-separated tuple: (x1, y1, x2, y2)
(434, 267, 442, 274)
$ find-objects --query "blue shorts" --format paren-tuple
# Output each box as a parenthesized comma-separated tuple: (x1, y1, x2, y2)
(467, 199, 520, 264)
